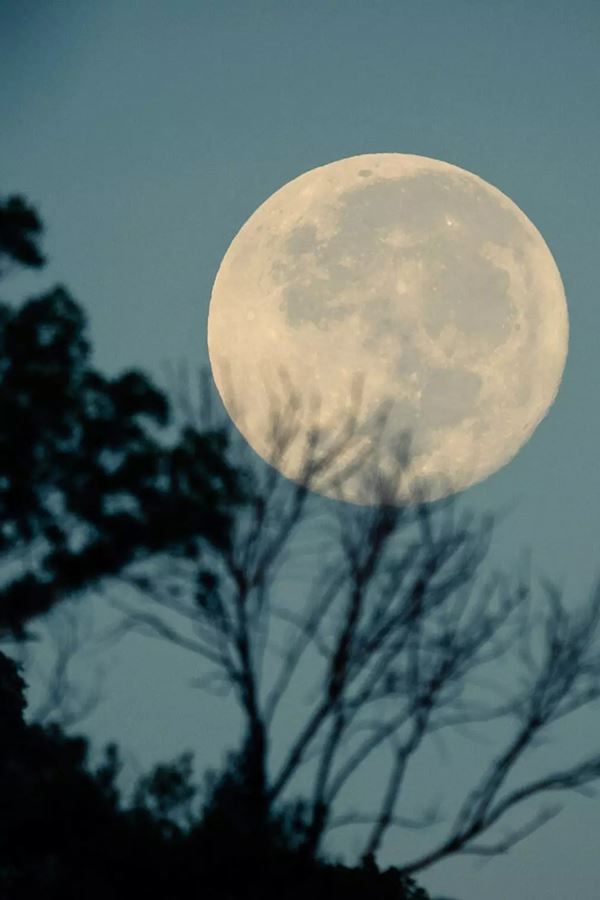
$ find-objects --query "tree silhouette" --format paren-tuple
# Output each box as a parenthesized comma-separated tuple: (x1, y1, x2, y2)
(0, 192, 250, 636)
(0, 649, 431, 898)
(112, 360, 600, 879)
(0, 192, 433, 898)
(0, 194, 45, 278)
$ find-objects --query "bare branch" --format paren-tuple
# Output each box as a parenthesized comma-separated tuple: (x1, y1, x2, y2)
(106, 596, 233, 671)
(120, 362, 600, 876)
(461, 804, 562, 857)
(28, 602, 104, 729)
(329, 806, 442, 832)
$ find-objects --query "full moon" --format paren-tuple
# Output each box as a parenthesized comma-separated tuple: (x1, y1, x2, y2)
(207, 153, 568, 505)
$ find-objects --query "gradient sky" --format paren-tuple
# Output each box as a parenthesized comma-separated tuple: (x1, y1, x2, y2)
(1, 2, 600, 898)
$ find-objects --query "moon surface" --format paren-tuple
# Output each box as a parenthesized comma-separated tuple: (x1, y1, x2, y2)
(207, 153, 568, 505)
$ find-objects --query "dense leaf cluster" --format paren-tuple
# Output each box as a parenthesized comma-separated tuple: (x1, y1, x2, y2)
(0, 195, 250, 634)
(0, 653, 429, 900)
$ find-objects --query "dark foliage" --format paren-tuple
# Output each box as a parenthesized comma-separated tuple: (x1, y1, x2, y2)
(0, 652, 430, 899)
(4, 188, 598, 896)
(189, 744, 431, 899)
(0, 194, 251, 634)
(0, 194, 45, 277)
(0, 192, 432, 897)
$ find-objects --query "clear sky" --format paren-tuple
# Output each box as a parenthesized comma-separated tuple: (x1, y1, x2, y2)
(1, 2, 600, 898)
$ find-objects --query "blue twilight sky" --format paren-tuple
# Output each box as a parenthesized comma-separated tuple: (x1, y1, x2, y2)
(1, 2, 600, 898)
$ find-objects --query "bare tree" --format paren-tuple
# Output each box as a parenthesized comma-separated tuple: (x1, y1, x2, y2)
(106, 362, 600, 876)
(15, 598, 105, 729)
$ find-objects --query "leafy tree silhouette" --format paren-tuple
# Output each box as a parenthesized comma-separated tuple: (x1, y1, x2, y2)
(0, 192, 250, 635)
(0, 192, 433, 899)
(1, 646, 431, 897)
(0, 190, 237, 895)
(0, 194, 45, 277)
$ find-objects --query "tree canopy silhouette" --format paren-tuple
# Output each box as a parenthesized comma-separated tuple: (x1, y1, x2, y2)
(0, 192, 250, 635)
(0, 194, 45, 277)
(0, 192, 433, 899)
(0, 651, 430, 898)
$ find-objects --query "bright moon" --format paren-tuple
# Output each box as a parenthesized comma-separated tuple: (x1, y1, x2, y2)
(208, 153, 568, 505)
